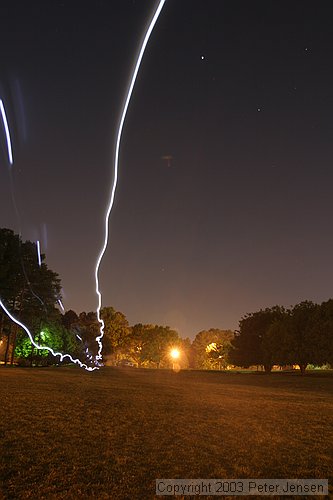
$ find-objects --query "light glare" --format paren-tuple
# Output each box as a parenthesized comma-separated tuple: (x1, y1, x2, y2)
(170, 348, 180, 359)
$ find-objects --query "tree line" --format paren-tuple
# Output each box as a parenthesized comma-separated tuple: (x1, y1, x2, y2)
(1, 228, 332, 372)
(229, 303, 333, 373)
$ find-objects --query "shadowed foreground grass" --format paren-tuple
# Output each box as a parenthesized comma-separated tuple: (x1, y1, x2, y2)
(0, 368, 332, 499)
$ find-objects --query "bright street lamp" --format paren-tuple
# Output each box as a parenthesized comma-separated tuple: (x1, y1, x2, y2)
(169, 348, 181, 372)
(170, 348, 180, 360)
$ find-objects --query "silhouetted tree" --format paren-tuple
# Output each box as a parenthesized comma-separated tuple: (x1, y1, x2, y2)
(0, 228, 62, 365)
(61, 309, 79, 330)
(229, 306, 286, 372)
(265, 301, 329, 373)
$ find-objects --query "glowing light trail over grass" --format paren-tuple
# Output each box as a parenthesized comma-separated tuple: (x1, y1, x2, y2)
(0, 298, 98, 371)
(0, 99, 97, 370)
(0, 99, 13, 165)
(94, 0, 167, 360)
(0, 1, 167, 370)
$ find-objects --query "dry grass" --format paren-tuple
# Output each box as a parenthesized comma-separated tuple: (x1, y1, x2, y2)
(0, 367, 332, 499)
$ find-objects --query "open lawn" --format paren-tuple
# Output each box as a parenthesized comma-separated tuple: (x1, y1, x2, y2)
(0, 368, 332, 499)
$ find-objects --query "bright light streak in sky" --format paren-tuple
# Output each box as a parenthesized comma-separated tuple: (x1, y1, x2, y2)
(0, 298, 98, 371)
(36, 240, 42, 267)
(0, 99, 13, 165)
(57, 299, 65, 312)
(0, 1, 167, 370)
(94, 0, 167, 360)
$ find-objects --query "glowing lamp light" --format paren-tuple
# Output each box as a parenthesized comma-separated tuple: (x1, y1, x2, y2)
(170, 348, 180, 360)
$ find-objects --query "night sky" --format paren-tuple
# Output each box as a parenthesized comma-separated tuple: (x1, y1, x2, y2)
(1, 1, 333, 339)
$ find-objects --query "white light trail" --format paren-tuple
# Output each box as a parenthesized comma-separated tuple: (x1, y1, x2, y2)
(0, 299, 98, 371)
(0, 99, 13, 165)
(0, 2, 167, 370)
(0, 99, 97, 370)
(57, 299, 65, 312)
(94, 0, 167, 359)
(36, 240, 42, 267)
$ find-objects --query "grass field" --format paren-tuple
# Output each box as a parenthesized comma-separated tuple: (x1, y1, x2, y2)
(0, 367, 332, 499)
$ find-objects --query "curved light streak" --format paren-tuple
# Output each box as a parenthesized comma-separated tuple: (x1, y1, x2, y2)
(0, 1, 167, 370)
(0, 99, 13, 165)
(0, 99, 96, 370)
(0, 298, 98, 371)
(94, 0, 167, 359)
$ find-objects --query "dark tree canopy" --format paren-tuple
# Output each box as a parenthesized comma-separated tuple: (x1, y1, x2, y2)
(265, 301, 332, 373)
(0, 228, 61, 325)
(229, 301, 333, 373)
(0, 228, 66, 365)
(229, 306, 286, 371)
